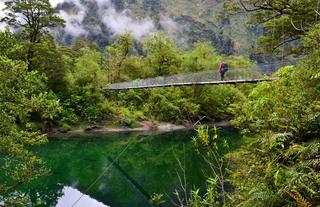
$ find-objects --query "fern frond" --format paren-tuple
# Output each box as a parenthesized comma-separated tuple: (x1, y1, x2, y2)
(283, 188, 311, 207)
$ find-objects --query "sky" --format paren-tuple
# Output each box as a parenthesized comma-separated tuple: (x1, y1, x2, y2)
(50, 0, 65, 7)
(0, 0, 64, 17)
(0, 1, 4, 29)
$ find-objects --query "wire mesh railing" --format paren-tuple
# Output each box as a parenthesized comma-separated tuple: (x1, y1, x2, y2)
(104, 65, 279, 90)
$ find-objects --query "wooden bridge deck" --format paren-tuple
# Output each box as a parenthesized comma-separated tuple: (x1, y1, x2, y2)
(105, 78, 276, 90)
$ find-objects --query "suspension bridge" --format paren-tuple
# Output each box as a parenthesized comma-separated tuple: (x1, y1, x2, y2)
(104, 62, 288, 91)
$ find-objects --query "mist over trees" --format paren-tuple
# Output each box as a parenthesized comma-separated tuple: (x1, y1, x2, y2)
(51, 0, 256, 56)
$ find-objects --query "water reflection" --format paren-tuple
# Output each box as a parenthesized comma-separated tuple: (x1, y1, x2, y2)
(56, 186, 109, 207)
(25, 129, 240, 207)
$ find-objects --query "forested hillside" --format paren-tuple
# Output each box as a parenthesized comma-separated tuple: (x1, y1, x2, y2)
(54, 0, 256, 55)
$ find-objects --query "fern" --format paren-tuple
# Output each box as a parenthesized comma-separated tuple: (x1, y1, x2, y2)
(283, 188, 311, 207)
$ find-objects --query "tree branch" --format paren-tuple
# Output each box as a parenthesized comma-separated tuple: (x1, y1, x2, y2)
(259, 13, 282, 24)
(272, 36, 300, 52)
(239, 0, 266, 12)
(290, 18, 307, 32)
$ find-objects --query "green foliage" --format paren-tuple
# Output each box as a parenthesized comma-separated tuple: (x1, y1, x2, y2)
(226, 0, 320, 55)
(227, 25, 320, 207)
(114, 89, 148, 109)
(181, 42, 220, 72)
(192, 126, 219, 152)
(1, 0, 65, 43)
(190, 178, 220, 207)
(32, 37, 68, 92)
(0, 28, 20, 58)
(195, 85, 246, 120)
(0, 4, 269, 205)
(0, 191, 33, 207)
(106, 34, 134, 82)
(111, 106, 144, 128)
(72, 38, 99, 52)
(180, 126, 230, 207)
(144, 87, 200, 123)
(108, 35, 252, 125)
(231, 63, 319, 136)
(143, 33, 182, 76)
(63, 48, 108, 123)
(67, 48, 106, 89)
(149, 193, 165, 206)
(0, 56, 61, 203)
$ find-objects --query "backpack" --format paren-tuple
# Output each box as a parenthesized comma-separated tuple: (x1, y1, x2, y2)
(222, 63, 228, 72)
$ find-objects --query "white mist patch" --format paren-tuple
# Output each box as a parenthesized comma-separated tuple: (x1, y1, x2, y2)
(101, 9, 155, 39)
(160, 14, 184, 44)
(97, 0, 155, 40)
(58, 0, 88, 37)
(0, 0, 6, 30)
(50, 0, 65, 7)
(0, 0, 26, 30)
(56, 0, 155, 39)
(3, 0, 183, 41)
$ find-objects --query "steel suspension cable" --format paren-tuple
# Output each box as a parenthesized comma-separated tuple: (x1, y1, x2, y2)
(70, 140, 133, 207)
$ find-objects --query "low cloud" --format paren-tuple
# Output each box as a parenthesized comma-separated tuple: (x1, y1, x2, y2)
(0, 0, 183, 42)
(0, 0, 5, 30)
(57, 0, 88, 37)
(97, 0, 155, 39)
(58, 0, 156, 40)
(160, 13, 184, 44)
(50, 0, 65, 7)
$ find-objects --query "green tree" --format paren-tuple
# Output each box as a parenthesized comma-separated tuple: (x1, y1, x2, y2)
(32, 37, 68, 92)
(143, 33, 181, 76)
(72, 38, 99, 53)
(226, 0, 320, 55)
(0, 56, 61, 205)
(144, 87, 200, 123)
(106, 34, 134, 83)
(181, 42, 220, 72)
(64, 48, 108, 123)
(0, 28, 67, 93)
(227, 24, 320, 206)
(1, 0, 65, 70)
(1, 0, 65, 43)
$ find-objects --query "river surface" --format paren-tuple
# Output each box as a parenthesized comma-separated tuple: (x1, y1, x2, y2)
(25, 128, 241, 207)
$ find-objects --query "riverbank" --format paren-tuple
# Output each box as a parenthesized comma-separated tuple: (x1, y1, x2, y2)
(48, 120, 232, 138)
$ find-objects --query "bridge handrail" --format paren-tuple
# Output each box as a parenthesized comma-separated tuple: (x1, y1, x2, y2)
(104, 67, 278, 90)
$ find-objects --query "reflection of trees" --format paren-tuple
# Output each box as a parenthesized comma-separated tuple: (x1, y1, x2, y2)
(108, 157, 151, 201)
(27, 181, 64, 207)
(25, 130, 228, 207)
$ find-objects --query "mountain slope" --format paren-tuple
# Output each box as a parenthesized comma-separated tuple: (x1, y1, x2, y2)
(55, 0, 256, 55)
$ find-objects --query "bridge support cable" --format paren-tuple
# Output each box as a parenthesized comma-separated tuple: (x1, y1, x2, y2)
(104, 65, 284, 91)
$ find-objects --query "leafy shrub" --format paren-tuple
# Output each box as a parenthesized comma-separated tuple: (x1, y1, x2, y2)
(144, 87, 200, 123)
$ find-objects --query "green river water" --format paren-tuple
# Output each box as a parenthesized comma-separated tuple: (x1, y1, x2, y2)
(24, 128, 241, 207)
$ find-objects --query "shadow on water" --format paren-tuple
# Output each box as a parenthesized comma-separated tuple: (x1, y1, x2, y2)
(22, 128, 241, 207)
(108, 157, 151, 203)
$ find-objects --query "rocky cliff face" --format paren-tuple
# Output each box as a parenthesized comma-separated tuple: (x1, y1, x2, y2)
(54, 0, 257, 55)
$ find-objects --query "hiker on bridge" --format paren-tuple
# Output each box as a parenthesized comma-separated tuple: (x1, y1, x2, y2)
(219, 62, 228, 81)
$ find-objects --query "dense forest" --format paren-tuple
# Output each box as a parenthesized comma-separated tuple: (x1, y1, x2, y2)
(0, 0, 319, 206)
(54, 0, 255, 56)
